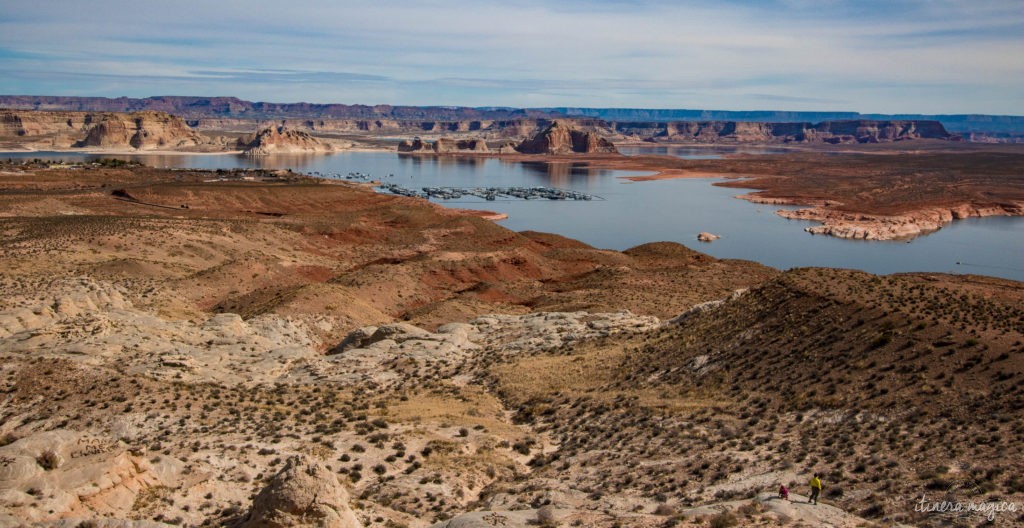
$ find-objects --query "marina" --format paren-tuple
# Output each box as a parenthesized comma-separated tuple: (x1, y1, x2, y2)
(378, 183, 601, 201)
(308, 170, 381, 181)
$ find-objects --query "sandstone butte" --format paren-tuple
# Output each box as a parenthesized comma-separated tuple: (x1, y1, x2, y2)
(397, 137, 491, 154)
(513, 120, 618, 154)
(396, 121, 619, 155)
(235, 125, 334, 156)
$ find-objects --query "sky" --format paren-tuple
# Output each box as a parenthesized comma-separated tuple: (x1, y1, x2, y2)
(1, 0, 1022, 114)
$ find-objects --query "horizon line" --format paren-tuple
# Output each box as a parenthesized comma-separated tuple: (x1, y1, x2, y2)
(2, 94, 1022, 119)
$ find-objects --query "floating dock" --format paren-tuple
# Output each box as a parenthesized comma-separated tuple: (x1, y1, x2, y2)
(309, 171, 392, 181)
(378, 184, 601, 201)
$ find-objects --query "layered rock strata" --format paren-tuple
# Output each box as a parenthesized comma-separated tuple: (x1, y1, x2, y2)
(397, 137, 490, 153)
(236, 125, 333, 155)
(514, 121, 618, 154)
(0, 110, 204, 150)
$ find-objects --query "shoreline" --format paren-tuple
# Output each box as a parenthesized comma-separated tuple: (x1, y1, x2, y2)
(6, 145, 1022, 243)
(767, 199, 1024, 241)
(390, 150, 1024, 241)
(621, 170, 754, 181)
(0, 147, 247, 156)
(0, 145, 395, 155)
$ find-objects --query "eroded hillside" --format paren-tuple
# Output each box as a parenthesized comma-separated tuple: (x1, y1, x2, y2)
(0, 161, 795, 527)
(486, 268, 1024, 527)
(0, 161, 1021, 526)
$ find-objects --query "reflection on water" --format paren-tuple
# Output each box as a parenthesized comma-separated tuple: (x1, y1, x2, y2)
(228, 153, 329, 169)
(398, 154, 487, 170)
(6, 151, 625, 189)
(618, 145, 793, 159)
(3, 150, 1022, 281)
(393, 155, 614, 185)
(515, 161, 614, 186)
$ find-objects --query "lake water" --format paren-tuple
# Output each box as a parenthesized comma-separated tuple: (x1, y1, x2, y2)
(617, 145, 795, 159)
(5, 151, 1023, 282)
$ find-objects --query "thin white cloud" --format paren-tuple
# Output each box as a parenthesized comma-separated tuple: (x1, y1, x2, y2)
(0, 0, 1020, 113)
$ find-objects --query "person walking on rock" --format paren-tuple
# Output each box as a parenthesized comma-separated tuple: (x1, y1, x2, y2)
(809, 473, 822, 504)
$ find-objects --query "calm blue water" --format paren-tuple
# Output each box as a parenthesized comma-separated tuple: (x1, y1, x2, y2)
(6, 151, 1023, 282)
(617, 145, 795, 159)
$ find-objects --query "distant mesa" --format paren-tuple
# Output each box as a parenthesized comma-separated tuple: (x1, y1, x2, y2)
(397, 137, 490, 154)
(814, 120, 952, 143)
(514, 120, 618, 154)
(697, 232, 720, 242)
(0, 105, 985, 155)
(624, 119, 955, 144)
(3, 96, 1023, 141)
(0, 94, 554, 121)
(236, 125, 333, 155)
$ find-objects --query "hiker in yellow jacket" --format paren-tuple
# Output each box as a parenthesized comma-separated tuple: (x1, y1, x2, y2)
(809, 473, 822, 504)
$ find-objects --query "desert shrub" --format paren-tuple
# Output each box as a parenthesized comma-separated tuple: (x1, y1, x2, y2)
(708, 511, 738, 528)
(925, 478, 954, 491)
(36, 450, 59, 470)
(1004, 476, 1024, 493)
(737, 500, 763, 516)
(861, 503, 885, 518)
(537, 505, 558, 526)
(654, 504, 676, 516)
(868, 333, 892, 350)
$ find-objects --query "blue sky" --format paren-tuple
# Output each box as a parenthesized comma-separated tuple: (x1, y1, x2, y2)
(1, 0, 1021, 114)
